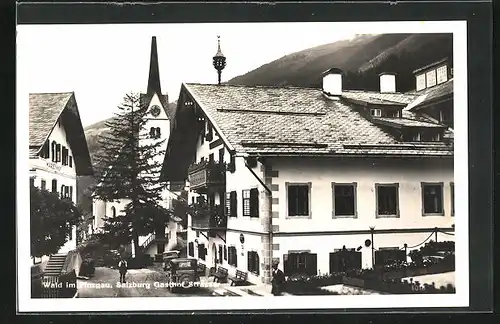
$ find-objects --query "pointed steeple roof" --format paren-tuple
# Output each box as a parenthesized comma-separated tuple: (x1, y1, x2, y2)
(147, 36, 162, 96)
(215, 35, 224, 57)
(141, 36, 173, 118)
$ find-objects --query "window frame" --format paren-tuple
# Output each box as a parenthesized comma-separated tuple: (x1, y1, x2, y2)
(421, 182, 445, 216)
(242, 189, 251, 217)
(370, 108, 382, 117)
(51, 179, 57, 193)
(247, 250, 260, 275)
(285, 182, 312, 218)
(40, 179, 46, 191)
(331, 182, 358, 218)
(375, 183, 400, 218)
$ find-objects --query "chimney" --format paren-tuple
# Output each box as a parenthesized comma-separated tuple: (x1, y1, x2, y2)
(322, 68, 343, 98)
(379, 73, 396, 93)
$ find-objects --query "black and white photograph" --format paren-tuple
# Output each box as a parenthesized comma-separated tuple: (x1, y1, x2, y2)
(17, 20, 469, 312)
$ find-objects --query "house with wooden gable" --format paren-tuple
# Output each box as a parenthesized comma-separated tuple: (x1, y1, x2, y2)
(161, 41, 455, 285)
(92, 36, 185, 260)
(29, 92, 93, 254)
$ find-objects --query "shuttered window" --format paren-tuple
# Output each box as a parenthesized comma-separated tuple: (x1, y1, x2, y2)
(218, 245, 223, 264)
(198, 243, 206, 261)
(51, 179, 57, 193)
(226, 191, 237, 217)
(223, 245, 227, 261)
(283, 252, 317, 276)
(228, 246, 238, 267)
(41, 180, 46, 191)
(69, 156, 73, 168)
(242, 190, 251, 216)
(329, 250, 362, 273)
(247, 251, 260, 275)
(250, 188, 259, 218)
(56, 144, 61, 162)
(51, 141, 57, 162)
(188, 242, 194, 257)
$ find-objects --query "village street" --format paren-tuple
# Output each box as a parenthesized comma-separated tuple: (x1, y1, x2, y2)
(77, 265, 224, 297)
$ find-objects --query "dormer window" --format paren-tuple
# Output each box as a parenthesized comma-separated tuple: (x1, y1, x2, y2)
(436, 65, 448, 84)
(386, 110, 400, 118)
(370, 109, 382, 117)
(414, 61, 449, 91)
(426, 70, 437, 88)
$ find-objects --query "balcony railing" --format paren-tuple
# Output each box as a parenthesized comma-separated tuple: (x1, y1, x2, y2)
(191, 204, 227, 233)
(187, 161, 226, 191)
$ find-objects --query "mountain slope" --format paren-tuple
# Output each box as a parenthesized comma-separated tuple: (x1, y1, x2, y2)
(227, 33, 453, 92)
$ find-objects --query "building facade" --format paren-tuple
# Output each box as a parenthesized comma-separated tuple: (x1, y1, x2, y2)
(92, 36, 184, 258)
(29, 92, 93, 254)
(162, 59, 455, 285)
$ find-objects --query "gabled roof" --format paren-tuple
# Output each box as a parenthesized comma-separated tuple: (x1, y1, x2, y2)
(182, 83, 452, 156)
(342, 90, 417, 106)
(29, 92, 93, 176)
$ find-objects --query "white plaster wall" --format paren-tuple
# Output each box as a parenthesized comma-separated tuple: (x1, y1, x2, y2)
(269, 157, 454, 233)
(225, 231, 263, 284)
(30, 119, 78, 253)
(225, 157, 267, 233)
(273, 231, 455, 274)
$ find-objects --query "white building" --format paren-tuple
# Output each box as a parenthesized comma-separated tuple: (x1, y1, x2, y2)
(92, 36, 184, 259)
(29, 92, 93, 254)
(161, 60, 454, 284)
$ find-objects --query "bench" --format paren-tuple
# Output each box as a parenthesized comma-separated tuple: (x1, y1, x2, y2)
(197, 263, 207, 276)
(211, 266, 229, 283)
(228, 270, 248, 286)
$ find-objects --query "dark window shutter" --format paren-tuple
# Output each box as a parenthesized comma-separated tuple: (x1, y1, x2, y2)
(234, 247, 238, 267)
(250, 188, 259, 217)
(224, 245, 227, 261)
(308, 253, 317, 276)
(69, 186, 73, 200)
(247, 252, 252, 272)
(230, 191, 237, 217)
(69, 156, 73, 168)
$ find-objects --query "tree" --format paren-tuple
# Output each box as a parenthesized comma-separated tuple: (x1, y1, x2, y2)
(91, 92, 170, 257)
(30, 185, 81, 259)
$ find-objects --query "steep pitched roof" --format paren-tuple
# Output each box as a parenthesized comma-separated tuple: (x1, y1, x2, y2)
(29, 92, 93, 176)
(182, 83, 452, 157)
(405, 79, 453, 111)
(342, 90, 417, 106)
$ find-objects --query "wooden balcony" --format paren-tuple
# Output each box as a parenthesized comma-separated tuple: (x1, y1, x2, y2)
(191, 204, 227, 235)
(187, 161, 226, 192)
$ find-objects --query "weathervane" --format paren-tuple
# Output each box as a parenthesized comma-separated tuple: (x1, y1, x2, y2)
(212, 35, 226, 85)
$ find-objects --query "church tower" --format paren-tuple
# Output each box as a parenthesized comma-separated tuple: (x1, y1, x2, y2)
(140, 36, 171, 170)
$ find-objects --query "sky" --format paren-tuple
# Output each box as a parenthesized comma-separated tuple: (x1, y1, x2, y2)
(17, 23, 360, 127)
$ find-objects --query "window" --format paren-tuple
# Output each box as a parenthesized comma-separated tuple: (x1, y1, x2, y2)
(206, 124, 213, 141)
(69, 186, 73, 200)
(411, 132, 421, 141)
(376, 184, 399, 217)
(436, 65, 448, 84)
(283, 252, 317, 276)
(41, 140, 49, 158)
(226, 191, 237, 217)
(218, 245, 223, 264)
(63, 185, 69, 199)
(332, 183, 357, 217)
(41, 179, 46, 191)
(370, 109, 382, 117)
(156, 127, 161, 138)
(51, 179, 57, 193)
(287, 183, 310, 217)
(329, 249, 362, 273)
(242, 190, 250, 216)
(69, 156, 73, 168)
(375, 248, 406, 266)
(29, 178, 34, 187)
(450, 182, 455, 216)
(188, 242, 194, 257)
(387, 110, 400, 118)
(228, 154, 236, 173)
(51, 141, 57, 162)
(60, 185, 65, 199)
(426, 69, 437, 88)
(228, 246, 237, 266)
(62, 147, 68, 165)
(218, 148, 224, 163)
(198, 244, 206, 261)
(56, 144, 61, 162)
(209, 153, 214, 162)
(422, 182, 444, 215)
(224, 245, 227, 261)
(149, 127, 161, 139)
(247, 251, 260, 275)
(111, 206, 116, 217)
(416, 73, 426, 91)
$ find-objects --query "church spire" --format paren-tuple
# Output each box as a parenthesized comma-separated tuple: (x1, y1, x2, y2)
(147, 36, 162, 96)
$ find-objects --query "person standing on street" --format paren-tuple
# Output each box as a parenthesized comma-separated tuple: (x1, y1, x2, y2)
(271, 260, 285, 296)
(118, 257, 128, 284)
